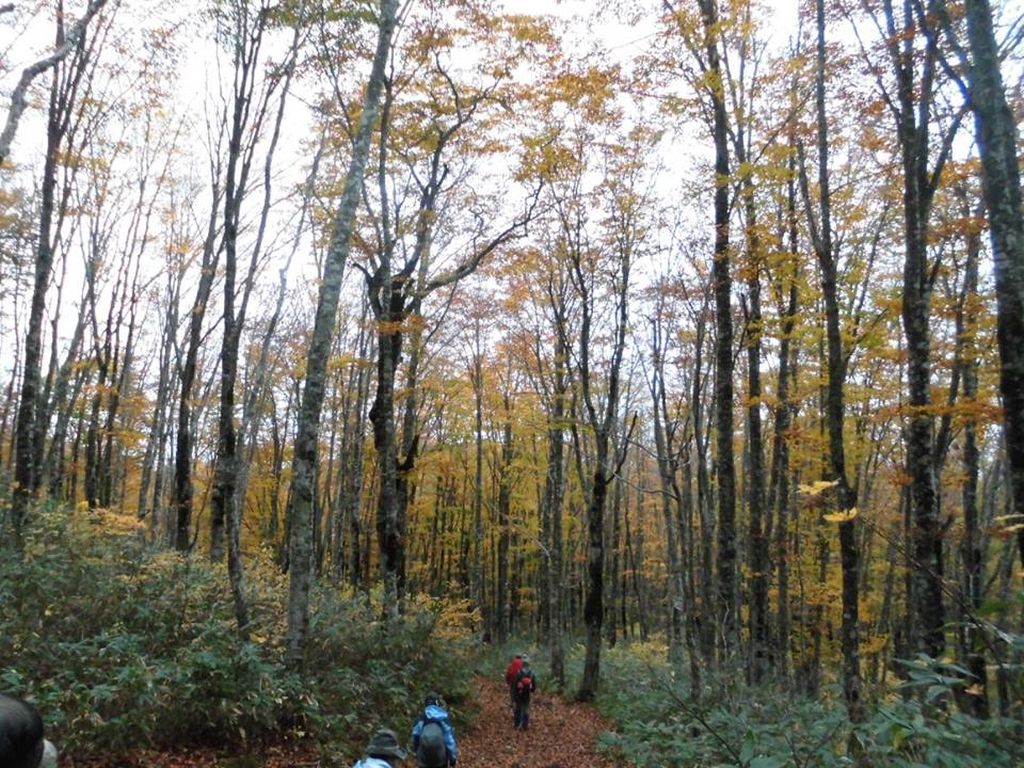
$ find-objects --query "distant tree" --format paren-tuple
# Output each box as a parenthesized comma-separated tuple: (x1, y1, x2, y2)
(720, 0, 770, 685)
(208, 0, 304, 639)
(345, 8, 543, 616)
(768, 142, 801, 687)
(137, 229, 183, 536)
(674, 0, 739, 657)
(847, 0, 965, 660)
(171, 148, 223, 553)
(7, 1, 112, 552)
(539, 276, 572, 689)
(502, 239, 575, 687)
(647, 276, 687, 675)
(465, 311, 488, 628)
(569, 130, 644, 702)
(797, 0, 864, 722)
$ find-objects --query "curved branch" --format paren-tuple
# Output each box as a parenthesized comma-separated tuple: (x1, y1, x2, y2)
(0, 0, 108, 165)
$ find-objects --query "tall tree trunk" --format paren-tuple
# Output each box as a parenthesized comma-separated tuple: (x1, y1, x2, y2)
(285, 0, 397, 672)
(801, 0, 863, 721)
(470, 321, 487, 633)
(212, 0, 292, 566)
(8, 10, 84, 551)
(368, 306, 403, 613)
(692, 307, 716, 663)
(84, 347, 108, 511)
(737, 178, 768, 685)
(41, 295, 87, 497)
(574, 193, 632, 701)
(152, 374, 176, 545)
(496, 391, 514, 645)
(330, 308, 370, 582)
(364, 90, 442, 617)
(626, 480, 650, 642)
(680, 431, 702, 699)
(606, 460, 624, 648)
(887, 0, 947, 660)
(393, 252, 433, 609)
(962, 0, 1024, 572)
(724, 10, 769, 679)
(138, 270, 179, 524)
(649, 300, 685, 673)
(957, 195, 988, 717)
(698, 0, 738, 658)
(767, 149, 801, 687)
(173, 180, 223, 552)
(577, 445, 610, 700)
(544, 303, 568, 688)
(215, 0, 299, 636)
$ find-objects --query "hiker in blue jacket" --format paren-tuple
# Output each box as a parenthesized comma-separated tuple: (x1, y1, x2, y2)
(411, 692, 458, 768)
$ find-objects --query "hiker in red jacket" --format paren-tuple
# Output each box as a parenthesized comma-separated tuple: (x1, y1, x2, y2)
(504, 653, 524, 707)
(505, 653, 524, 687)
(511, 659, 537, 730)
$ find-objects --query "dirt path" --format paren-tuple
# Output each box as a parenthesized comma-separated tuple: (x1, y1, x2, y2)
(457, 676, 620, 768)
(64, 676, 620, 767)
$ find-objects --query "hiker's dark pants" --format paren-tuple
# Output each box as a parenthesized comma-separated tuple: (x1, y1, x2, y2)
(513, 697, 531, 729)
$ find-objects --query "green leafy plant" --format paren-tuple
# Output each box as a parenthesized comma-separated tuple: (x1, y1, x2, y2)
(581, 642, 1023, 768)
(0, 504, 476, 760)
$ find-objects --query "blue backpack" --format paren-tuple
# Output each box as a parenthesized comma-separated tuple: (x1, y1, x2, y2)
(416, 719, 447, 768)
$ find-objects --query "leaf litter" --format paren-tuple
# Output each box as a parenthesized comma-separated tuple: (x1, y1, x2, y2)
(64, 675, 621, 767)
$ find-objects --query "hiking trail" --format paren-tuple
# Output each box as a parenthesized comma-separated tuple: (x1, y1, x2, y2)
(63, 675, 619, 767)
(457, 675, 619, 768)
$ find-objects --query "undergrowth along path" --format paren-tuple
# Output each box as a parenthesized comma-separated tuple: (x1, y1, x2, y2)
(457, 675, 621, 768)
(63, 675, 620, 767)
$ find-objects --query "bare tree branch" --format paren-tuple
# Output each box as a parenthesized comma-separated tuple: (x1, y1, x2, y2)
(0, 0, 107, 165)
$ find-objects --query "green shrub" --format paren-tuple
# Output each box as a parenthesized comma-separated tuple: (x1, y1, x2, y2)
(303, 587, 476, 749)
(581, 642, 1023, 768)
(0, 505, 475, 760)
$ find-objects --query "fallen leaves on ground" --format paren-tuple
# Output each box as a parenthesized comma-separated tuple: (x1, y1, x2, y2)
(64, 675, 620, 767)
(65, 741, 322, 768)
(457, 676, 621, 768)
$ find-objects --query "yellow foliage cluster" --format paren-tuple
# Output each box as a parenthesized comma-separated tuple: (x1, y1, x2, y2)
(798, 479, 839, 497)
(407, 593, 479, 643)
(75, 507, 147, 536)
(822, 508, 859, 524)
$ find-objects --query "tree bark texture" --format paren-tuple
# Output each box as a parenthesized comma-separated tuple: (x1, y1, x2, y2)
(285, 0, 397, 671)
(963, 0, 1024, 571)
(808, 0, 863, 721)
(698, 0, 738, 657)
(9, 12, 87, 552)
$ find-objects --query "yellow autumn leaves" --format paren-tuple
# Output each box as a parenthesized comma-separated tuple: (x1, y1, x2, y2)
(797, 479, 841, 496)
(798, 478, 860, 524)
(822, 508, 860, 524)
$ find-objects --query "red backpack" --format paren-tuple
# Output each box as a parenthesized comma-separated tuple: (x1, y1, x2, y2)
(514, 669, 534, 699)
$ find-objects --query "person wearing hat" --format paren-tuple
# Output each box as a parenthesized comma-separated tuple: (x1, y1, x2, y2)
(0, 693, 59, 768)
(353, 727, 407, 768)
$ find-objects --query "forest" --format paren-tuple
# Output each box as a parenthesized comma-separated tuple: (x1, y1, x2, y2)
(1, 0, 1023, 765)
